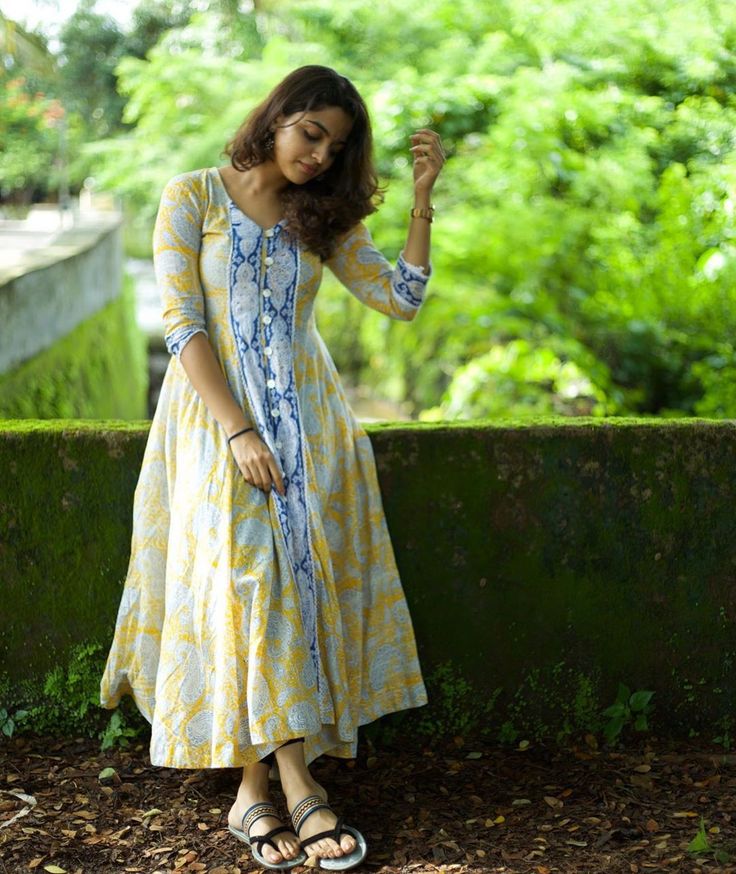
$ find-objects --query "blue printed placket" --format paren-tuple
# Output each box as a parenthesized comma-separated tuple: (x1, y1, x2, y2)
(227, 206, 328, 715)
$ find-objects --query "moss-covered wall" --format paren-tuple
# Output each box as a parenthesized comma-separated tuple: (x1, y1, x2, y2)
(1, 419, 734, 739)
(0, 279, 148, 420)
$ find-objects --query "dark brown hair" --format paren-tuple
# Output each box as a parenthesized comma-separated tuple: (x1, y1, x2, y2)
(224, 65, 382, 260)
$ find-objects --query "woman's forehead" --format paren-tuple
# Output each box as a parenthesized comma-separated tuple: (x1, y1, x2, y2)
(295, 106, 354, 141)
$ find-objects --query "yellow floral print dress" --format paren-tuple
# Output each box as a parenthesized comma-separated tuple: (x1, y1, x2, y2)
(100, 167, 428, 769)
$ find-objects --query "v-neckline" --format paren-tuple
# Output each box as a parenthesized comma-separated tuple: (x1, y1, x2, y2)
(212, 167, 284, 234)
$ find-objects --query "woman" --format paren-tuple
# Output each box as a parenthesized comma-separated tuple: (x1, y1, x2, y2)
(100, 65, 444, 871)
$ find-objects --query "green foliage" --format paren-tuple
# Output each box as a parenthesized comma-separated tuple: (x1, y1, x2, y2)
(57, 3, 128, 140)
(0, 706, 29, 738)
(10, 0, 736, 419)
(687, 817, 732, 864)
(0, 69, 64, 195)
(712, 714, 733, 751)
(0, 642, 147, 750)
(362, 661, 501, 746)
(498, 663, 603, 745)
(602, 683, 655, 745)
(414, 662, 501, 740)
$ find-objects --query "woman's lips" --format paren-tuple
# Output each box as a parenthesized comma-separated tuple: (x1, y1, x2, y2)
(299, 162, 318, 175)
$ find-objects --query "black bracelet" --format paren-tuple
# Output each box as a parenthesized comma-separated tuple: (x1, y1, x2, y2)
(227, 427, 254, 444)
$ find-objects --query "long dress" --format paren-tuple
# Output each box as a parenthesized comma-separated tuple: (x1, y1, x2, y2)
(100, 167, 428, 769)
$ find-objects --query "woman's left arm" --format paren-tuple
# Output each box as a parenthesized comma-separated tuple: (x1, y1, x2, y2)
(325, 128, 445, 320)
(402, 128, 446, 273)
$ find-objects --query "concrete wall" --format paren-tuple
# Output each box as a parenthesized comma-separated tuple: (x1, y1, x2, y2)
(0, 215, 123, 374)
(1, 418, 734, 740)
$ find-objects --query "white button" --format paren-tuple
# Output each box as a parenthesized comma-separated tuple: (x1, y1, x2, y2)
(267, 379, 276, 388)
(263, 315, 272, 325)
(264, 256, 274, 266)
(275, 441, 283, 450)
(265, 229, 274, 238)
(264, 346, 273, 356)
(263, 288, 272, 297)
(271, 408, 280, 418)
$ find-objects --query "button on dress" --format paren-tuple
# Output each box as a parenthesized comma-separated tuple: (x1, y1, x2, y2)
(100, 167, 429, 768)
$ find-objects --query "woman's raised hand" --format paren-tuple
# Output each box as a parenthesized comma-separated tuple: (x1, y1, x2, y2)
(229, 431, 285, 496)
(410, 128, 445, 192)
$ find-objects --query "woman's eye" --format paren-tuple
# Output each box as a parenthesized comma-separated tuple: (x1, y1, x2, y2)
(304, 130, 320, 142)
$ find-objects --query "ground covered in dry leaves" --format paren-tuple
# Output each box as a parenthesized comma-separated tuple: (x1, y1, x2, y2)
(1, 732, 734, 874)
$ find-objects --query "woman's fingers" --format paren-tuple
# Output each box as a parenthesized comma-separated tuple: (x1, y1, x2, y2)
(409, 130, 445, 167)
(230, 434, 283, 495)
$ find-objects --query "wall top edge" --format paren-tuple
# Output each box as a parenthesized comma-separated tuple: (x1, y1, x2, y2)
(0, 214, 123, 287)
(1, 416, 736, 437)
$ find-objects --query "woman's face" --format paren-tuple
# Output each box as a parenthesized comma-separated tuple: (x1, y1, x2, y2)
(272, 105, 354, 184)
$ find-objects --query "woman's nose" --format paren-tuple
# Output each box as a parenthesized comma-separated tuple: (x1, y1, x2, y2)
(312, 143, 330, 164)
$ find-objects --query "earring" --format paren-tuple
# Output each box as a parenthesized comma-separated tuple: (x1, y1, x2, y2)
(264, 132, 274, 152)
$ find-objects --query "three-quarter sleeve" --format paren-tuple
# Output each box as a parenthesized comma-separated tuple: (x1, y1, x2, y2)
(154, 174, 208, 357)
(324, 222, 431, 320)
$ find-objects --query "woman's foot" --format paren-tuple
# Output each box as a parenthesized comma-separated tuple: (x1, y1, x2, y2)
(228, 764, 301, 865)
(276, 745, 357, 861)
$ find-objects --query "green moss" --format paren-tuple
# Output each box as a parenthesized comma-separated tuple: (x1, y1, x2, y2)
(0, 277, 148, 420)
(1, 419, 735, 740)
(0, 422, 147, 680)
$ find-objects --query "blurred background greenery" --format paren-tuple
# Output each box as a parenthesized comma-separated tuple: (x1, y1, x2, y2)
(2, 0, 736, 421)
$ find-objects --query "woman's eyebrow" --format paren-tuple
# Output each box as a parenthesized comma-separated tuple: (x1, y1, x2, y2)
(306, 119, 347, 145)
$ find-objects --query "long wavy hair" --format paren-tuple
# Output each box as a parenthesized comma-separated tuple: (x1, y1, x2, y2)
(224, 65, 382, 260)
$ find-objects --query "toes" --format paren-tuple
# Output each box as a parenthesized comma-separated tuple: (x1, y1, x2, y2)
(341, 834, 356, 853)
(320, 838, 337, 858)
(277, 837, 299, 860)
(285, 839, 301, 859)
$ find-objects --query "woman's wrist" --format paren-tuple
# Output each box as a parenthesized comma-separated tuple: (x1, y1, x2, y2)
(413, 189, 433, 208)
(227, 426, 254, 445)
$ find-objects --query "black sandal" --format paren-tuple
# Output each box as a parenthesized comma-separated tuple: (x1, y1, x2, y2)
(228, 800, 307, 870)
(290, 794, 368, 871)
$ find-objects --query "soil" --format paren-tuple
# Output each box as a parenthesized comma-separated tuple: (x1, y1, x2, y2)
(0, 732, 734, 874)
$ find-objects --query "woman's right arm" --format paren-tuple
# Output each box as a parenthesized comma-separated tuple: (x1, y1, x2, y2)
(155, 175, 284, 495)
(178, 335, 284, 495)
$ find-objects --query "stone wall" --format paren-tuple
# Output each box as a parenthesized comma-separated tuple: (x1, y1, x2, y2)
(0, 216, 147, 419)
(0, 216, 123, 374)
(1, 419, 734, 739)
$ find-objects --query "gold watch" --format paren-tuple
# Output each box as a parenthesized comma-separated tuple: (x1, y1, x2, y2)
(410, 205, 435, 223)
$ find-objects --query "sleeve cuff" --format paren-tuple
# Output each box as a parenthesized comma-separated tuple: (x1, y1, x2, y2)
(165, 326, 208, 358)
(398, 252, 432, 280)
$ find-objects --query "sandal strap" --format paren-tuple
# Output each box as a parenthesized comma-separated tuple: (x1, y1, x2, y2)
(252, 823, 296, 855)
(299, 816, 347, 852)
(241, 800, 280, 835)
(290, 794, 332, 835)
